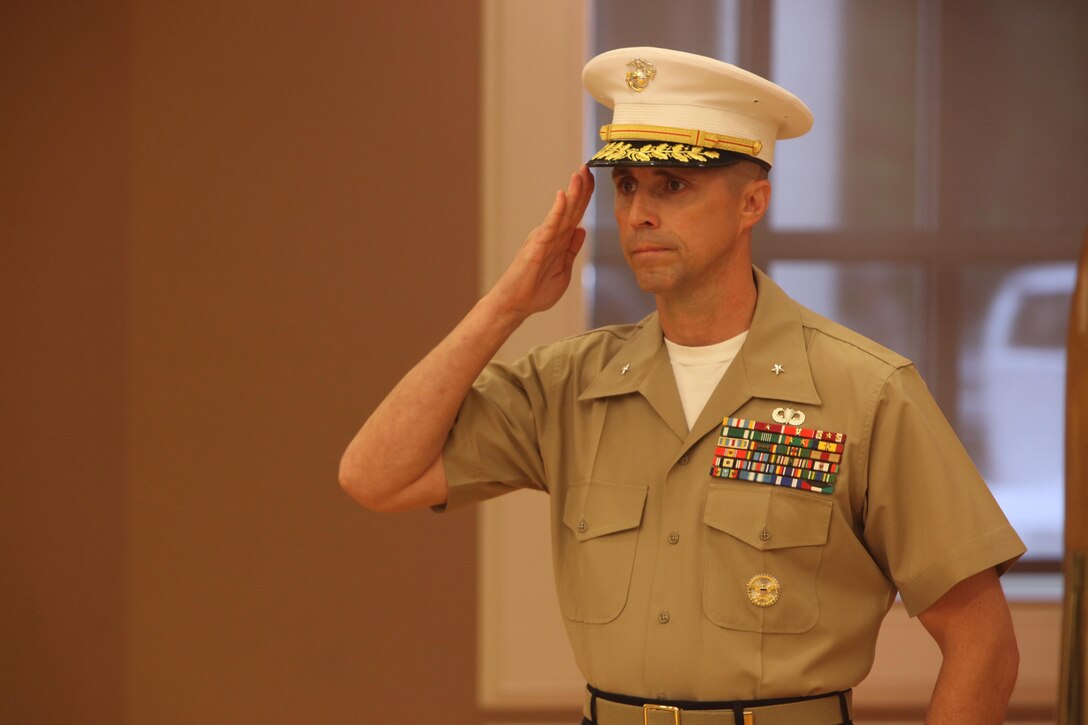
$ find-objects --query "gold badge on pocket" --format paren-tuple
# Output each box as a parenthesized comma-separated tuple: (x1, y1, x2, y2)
(746, 573, 781, 607)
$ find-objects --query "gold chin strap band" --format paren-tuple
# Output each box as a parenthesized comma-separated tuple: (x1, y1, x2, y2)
(599, 123, 763, 157)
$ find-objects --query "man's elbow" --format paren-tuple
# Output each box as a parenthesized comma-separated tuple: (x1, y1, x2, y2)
(339, 454, 440, 513)
(970, 605, 1020, 703)
(994, 626, 1021, 695)
(987, 591, 1021, 692)
(338, 453, 384, 511)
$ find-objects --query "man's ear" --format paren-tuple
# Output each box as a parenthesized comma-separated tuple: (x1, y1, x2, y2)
(739, 180, 771, 232)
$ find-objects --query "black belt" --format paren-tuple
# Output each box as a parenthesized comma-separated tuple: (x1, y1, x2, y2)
(585, 685, 853, 725)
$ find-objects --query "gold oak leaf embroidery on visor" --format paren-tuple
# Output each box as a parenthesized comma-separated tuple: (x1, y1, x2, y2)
(709, 416, 846, 494)
(590, 141, 722, 164)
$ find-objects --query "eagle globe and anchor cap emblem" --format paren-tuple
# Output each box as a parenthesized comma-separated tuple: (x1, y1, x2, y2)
(624, 57, 656, 92)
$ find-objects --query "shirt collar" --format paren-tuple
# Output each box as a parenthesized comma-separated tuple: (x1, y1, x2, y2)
(578, 312, 667, 401)
(578, 267, 821, 406)
(740, 267, 822, 406)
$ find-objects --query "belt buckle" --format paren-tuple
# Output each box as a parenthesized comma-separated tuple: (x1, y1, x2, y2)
(643, 703, 680, 725)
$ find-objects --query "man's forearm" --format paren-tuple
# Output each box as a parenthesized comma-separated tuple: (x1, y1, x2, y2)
(338, 167, 593, 511)
(338, 293, 526, 510)
(919, 569, 1019, 724)
(924, 641, 1018, 723)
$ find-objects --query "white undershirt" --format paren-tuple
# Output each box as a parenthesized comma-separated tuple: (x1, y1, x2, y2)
(664, 331, 749, 430)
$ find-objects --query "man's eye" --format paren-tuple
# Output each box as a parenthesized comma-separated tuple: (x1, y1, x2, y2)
(617, 179, 636, 193)
(666, 178, 686, 192)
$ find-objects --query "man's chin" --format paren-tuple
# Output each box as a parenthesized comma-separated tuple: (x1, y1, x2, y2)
(631, 274, 674, 296)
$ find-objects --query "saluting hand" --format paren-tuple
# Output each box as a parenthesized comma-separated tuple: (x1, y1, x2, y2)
(489, 166, 595, 321)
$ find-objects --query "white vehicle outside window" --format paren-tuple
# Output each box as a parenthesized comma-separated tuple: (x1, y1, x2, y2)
(962, 263, 1076, 561)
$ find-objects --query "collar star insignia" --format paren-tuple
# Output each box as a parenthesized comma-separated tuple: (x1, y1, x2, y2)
(621, 364, 630, 375)
(771, 363, 784, 376)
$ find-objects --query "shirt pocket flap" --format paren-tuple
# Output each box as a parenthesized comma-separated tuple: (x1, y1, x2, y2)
(703, 485, 832, 551)
(563, 480, 648, 542)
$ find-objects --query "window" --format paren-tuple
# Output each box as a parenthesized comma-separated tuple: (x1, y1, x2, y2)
(588, 0, 1088, 564)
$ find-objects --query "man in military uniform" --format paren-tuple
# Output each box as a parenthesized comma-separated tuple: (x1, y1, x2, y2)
(340, 47, 1025, 724)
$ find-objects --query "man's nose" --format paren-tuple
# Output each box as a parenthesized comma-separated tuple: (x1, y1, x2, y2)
(623, 191, 659, 228)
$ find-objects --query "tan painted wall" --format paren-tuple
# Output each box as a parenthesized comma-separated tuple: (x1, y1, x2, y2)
(1, 2, 129, 721)
(2, 2, 482, 723)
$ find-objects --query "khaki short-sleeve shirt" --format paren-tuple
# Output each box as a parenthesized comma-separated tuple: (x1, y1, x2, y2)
(442, 269, 1025, 701)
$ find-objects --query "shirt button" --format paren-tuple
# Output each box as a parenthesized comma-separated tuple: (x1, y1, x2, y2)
(658, 610, 670, 624)
(667, 531, 680, 545)
(679, 454, 690, 465)
(577, 519, 588, 533)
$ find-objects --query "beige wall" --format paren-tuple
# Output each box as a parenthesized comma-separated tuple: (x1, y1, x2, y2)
(1, 2, 129, 721)
(2, 2, 482, 723)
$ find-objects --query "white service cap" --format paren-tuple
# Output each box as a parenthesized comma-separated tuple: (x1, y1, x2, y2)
(583, 47, 813, 169)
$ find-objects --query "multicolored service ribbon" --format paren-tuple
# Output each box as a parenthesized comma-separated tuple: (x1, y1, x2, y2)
(709, 417, 847, 494)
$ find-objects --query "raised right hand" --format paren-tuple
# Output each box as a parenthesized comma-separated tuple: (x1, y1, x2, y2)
(488, 166, 595, 321)
(339, 167, 595, 512)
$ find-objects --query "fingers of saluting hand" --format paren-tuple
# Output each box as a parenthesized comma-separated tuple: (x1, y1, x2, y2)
(567, 226, 587, 261)
(492, 169, 593, 317)
(559, 166, 594, 232)
(567, 165, 595, 226)
(543, 167, 595, 242)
